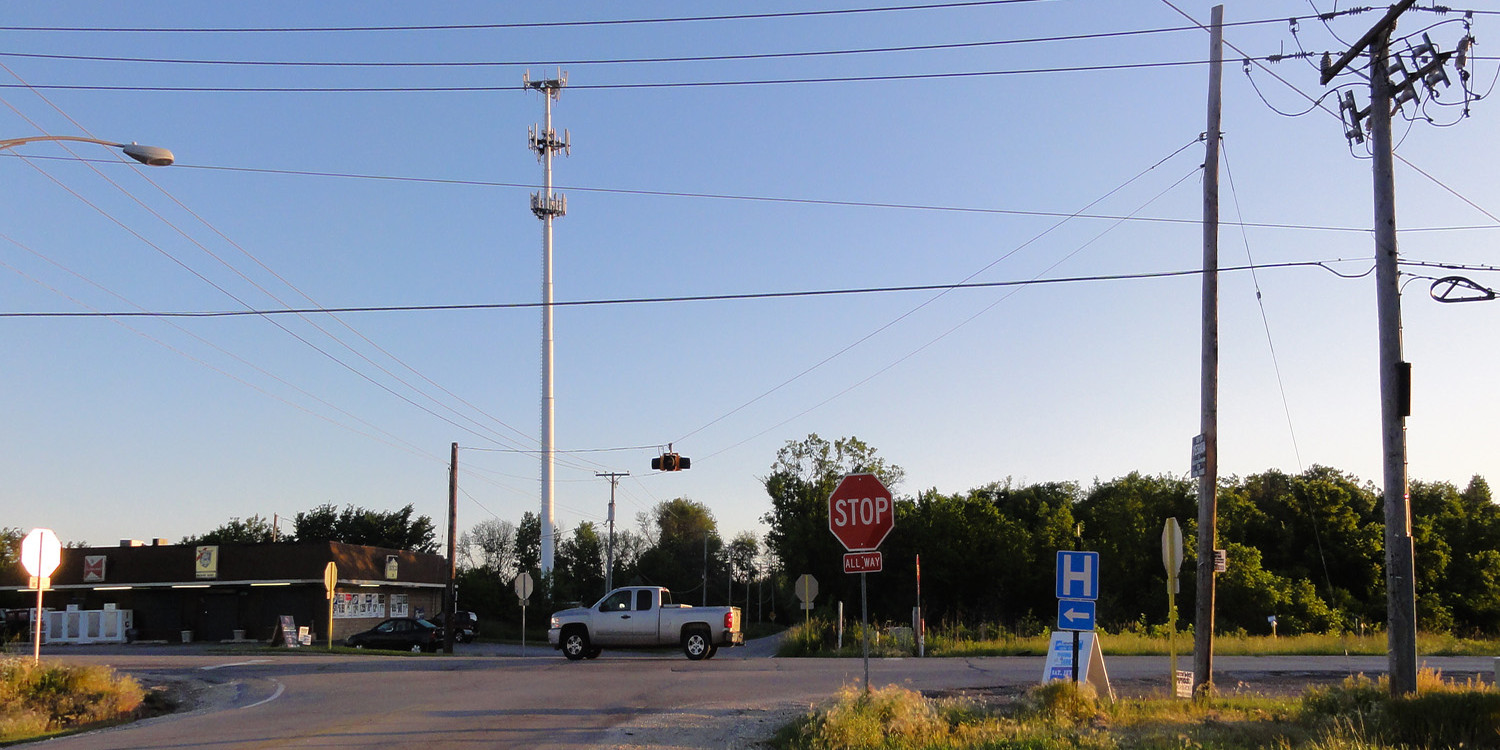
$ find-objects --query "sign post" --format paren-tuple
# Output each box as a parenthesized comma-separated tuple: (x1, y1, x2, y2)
(1162, 518, 1186, 693)
(828, 473, 894, 695)
(515, 572, 535, 656)
(794, 574, 818, 623)
(1055, 550, 1100, 684)
(323, 562, 338, 649)
(20, 528, 61, 664)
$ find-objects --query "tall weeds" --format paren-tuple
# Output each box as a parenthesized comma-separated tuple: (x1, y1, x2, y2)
(775, 669, 1500, 749)
(0, 658, 144, 742)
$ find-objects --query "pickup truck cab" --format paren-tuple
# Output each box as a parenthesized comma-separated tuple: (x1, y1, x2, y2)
(548, 586, 743, 660)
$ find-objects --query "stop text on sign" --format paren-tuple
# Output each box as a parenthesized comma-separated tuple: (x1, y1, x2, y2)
(831, 495, 890, 529)
(827, 473, 896, 552)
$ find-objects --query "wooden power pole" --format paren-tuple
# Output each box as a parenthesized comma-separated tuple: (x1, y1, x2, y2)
(1318, 0, 1419, 696)
(1193, 4, 1224, 698)
(446, 442, 458, 653)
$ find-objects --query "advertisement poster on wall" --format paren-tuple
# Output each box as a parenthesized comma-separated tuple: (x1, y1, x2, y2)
(332, 593, 387, 619)
(194, 546, 218, 579)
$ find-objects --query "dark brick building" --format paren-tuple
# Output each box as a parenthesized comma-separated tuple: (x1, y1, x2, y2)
(1, 540, 447, 643)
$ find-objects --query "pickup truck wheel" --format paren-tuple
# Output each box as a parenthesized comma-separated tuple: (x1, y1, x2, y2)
(705, 645, 718, 659)
(682, 628, 711, 660)
(585, 647, 602, 659)
(561, 628, 590, 661)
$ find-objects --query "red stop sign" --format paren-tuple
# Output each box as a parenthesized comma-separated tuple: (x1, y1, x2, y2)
(828, 473, 895, 552)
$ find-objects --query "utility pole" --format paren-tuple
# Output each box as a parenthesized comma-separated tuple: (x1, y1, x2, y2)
(1192, 4, 1224, 699)
(526, 71, 569, 576)
(445, 442, 458, 653)
(1318, 0, 1419, 696)
(595, 472, 629, 591)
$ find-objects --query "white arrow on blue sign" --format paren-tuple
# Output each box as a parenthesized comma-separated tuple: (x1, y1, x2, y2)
(1057, 598, 1096, 631)
(1055, 551, 1100, 600)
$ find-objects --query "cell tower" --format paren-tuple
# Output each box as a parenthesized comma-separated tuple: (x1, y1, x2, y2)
(525, 70, 568, 575)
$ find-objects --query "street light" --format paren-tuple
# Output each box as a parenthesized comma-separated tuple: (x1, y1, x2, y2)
(0, 135, 174, 166)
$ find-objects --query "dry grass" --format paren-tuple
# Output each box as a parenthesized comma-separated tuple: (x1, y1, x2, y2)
(774, 668, 1500, 749)
(0, 658, 145, 743)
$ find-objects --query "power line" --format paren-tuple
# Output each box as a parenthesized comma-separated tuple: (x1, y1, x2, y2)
(0, 260, 1375, 319)
(463, 444, 663, 454)
(0, 59, 1216, 92)
(696, 161, 1210, 459)
(0, 2, 1048, 34)
(0, 63, 551, 460)
(20, 154, 1495, 235)
(0, 18, 1300, 69)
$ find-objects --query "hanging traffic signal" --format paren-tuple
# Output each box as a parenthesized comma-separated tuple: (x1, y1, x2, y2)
(651, 452, 691, 471)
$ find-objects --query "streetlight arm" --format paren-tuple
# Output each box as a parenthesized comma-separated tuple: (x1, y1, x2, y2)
(0, 135, 174, 166)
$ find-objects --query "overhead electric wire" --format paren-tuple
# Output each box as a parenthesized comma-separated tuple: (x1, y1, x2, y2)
(674, 137, 1205, 449)
(0, 18, 1302, 69)
(0, 65, 583, 474)
(0, 260, 1368, 320)
(463, 444, 664, 454)
(703, 159, 1209, 462)
(0, 2, 1049, 34)
(0, 230, 447, 465)
(0, 63, 577, 466)
(17, 153, 1495, 234)
(1222, 140, 1305, 471)
(1395, 154, 1500, 225)
(1163, 1, 1500, 260)
(8, 134, 537, 455)
(0, 59, 1216, 93)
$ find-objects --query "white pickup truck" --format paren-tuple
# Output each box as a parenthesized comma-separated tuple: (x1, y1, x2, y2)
(548, 586, 744, 660)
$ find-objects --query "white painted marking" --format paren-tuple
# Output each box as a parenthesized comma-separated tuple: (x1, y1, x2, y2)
(199, 659, 270, 671)
(240, 678, 285, 710)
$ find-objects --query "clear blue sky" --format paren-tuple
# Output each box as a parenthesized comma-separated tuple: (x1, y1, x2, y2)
(1, 2, 1495, 552)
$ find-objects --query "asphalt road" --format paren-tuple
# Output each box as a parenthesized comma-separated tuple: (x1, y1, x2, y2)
(31, 641, 1500, 749)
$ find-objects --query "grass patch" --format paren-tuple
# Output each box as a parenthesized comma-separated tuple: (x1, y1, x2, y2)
(0, 658, 145, 744)
(773, 668, 1500, 749)
(779, 619, 1500, 658)
(777, 617, 923, 658)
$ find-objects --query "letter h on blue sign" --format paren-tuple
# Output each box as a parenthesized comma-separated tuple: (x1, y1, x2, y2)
(1055, 551, 1099, 600)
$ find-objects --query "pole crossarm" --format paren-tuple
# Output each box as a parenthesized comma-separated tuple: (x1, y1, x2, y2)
(1319, 0, 1417, 85)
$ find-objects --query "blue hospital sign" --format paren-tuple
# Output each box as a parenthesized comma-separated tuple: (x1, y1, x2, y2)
(1055, 551, 1100, 600)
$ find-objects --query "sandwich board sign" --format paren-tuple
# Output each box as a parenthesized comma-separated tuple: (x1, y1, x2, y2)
(1042, 630, 1114, 700)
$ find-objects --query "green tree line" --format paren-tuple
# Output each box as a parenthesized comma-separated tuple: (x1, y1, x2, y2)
(157, 432, 1495, 638)
(180, 503, 438, 554)
(761, 434, 1497, 636)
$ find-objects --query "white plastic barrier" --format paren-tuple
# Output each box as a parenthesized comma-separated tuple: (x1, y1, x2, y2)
(42, 608, 133, 644)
